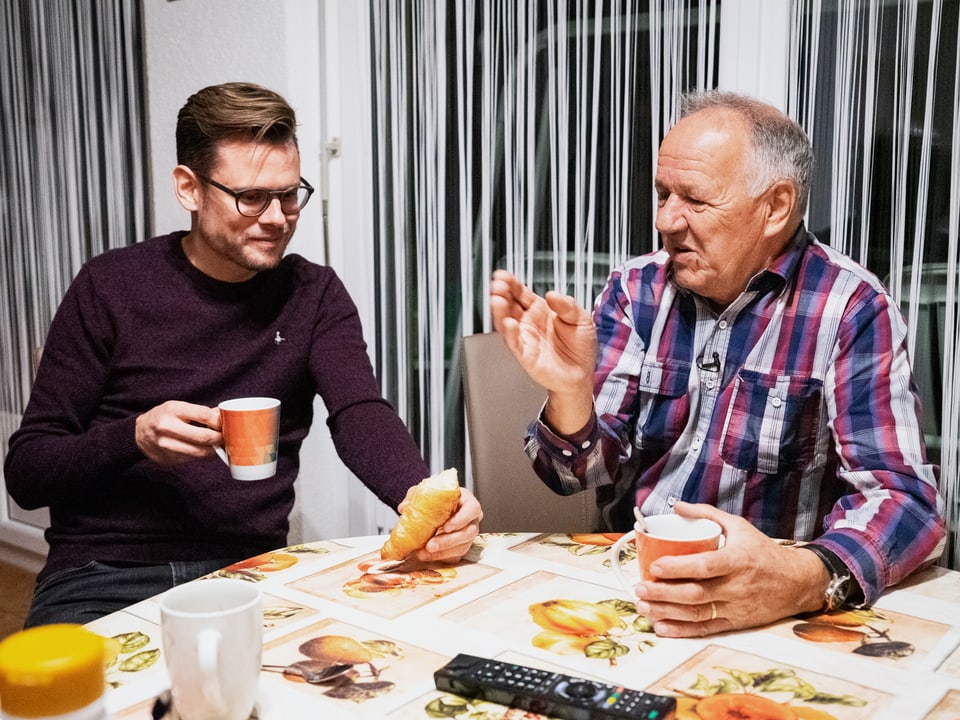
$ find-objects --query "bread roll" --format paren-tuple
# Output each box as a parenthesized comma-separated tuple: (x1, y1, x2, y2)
(381, 468, 461, 560)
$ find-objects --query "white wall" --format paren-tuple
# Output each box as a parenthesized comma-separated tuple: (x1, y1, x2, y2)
(143, 1, 323, 255)
(718, 0, 790, 109)
(142, 0, 392, 542)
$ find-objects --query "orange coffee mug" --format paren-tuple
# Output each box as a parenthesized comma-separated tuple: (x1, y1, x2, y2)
(215, 397, 280, 481)
(611, 513, 723, 594)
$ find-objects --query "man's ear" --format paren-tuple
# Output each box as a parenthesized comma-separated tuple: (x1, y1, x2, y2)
(763, 179, 798, 238)
(173, 165, 201, 212)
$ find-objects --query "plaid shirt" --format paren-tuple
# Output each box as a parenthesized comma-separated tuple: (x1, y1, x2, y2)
(527, 226, 945, 603)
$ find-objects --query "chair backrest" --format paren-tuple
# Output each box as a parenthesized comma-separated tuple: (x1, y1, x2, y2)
(462, 332, 598, 533)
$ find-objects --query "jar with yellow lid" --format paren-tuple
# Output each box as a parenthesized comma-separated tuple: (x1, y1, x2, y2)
(0, 624, 109, 720)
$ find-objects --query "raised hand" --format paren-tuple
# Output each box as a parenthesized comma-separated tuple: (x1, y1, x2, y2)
(489, 269, 597, 435)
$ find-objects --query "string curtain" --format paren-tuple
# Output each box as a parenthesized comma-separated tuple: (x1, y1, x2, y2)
(369, 0, 719, 479)
(787, 0, 960, 567)
(0, 1, 148, 528)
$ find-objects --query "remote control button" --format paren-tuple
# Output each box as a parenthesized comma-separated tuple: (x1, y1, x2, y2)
(569, 682, 597, 698)
(557, 679, 603, 701)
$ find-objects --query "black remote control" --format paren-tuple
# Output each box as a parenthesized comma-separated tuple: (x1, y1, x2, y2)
(434, 653, 676, 719)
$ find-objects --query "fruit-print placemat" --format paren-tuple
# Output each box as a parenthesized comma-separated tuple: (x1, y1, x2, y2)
(93, 533, 960, 720)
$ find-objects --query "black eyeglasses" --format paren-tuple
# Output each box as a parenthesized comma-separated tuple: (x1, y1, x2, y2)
(197, 174, 315, 217)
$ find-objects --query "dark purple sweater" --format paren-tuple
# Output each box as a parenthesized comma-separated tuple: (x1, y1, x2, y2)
(4, 232, 430, 580)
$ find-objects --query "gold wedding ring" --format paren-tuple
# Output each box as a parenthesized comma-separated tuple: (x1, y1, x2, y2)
(710, 601, 717, 621)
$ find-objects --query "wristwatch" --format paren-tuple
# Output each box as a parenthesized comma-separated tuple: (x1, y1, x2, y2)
(801, 543, 857, 612)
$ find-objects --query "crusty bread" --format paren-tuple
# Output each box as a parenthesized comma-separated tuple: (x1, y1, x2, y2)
(381, 468, 461, 560)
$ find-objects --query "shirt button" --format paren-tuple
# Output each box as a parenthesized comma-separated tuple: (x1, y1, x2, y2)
(771, 397, 783, 407)
(706, 380, 715, 389)
(562, 449, 573, 457)
(581, 440, 591, 449)
(718, 320, 728, 329)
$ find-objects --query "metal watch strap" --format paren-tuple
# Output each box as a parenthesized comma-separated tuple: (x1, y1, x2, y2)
(801, 543, 851, 612)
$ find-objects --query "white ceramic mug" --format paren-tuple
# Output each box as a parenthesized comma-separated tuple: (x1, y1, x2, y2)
(215, 397, 280, 480)
(611, 514, 723, 596)
(160, 578, 263, 720)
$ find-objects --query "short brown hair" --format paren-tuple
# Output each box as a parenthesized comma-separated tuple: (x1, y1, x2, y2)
(176, 82, 298, 176)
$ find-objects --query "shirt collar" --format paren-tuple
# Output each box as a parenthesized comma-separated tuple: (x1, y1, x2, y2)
(746, 222, 811, 295)
(666, 222, 811, 306)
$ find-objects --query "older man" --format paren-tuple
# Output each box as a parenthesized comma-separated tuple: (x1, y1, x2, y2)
(491, 90, 944, 637)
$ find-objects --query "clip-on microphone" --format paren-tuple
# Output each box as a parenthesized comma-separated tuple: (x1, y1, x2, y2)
(696, 351, 721, 372)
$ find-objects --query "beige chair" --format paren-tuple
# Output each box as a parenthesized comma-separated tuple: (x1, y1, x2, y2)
(462, 332, 599, 533)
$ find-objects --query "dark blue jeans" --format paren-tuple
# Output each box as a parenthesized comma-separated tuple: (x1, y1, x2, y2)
(24, 559, 235, 628)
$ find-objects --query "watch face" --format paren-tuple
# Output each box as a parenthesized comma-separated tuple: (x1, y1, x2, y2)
(825, 574, 851, 610)
(801, 543, 856, 611)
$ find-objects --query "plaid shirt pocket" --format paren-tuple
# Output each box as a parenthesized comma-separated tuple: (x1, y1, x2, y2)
(634, 357, 691, 452)
(720, 370, 823, 474)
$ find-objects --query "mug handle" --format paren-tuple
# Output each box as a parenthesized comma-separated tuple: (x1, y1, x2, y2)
(610, 530, 637, 598)
(197, 628, 229, 717)
(214, 447, 229, 466)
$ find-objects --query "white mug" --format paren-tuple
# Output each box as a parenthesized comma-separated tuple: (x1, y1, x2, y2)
(611, 514, 723, 596)
(215, 397, 280, 480)
(160, 578, 263, 720)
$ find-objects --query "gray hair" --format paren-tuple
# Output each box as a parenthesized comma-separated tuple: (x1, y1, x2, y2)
(681, 90, 814, 217)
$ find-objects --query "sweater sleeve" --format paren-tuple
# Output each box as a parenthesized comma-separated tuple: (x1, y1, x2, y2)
(4, 265, 145, 509)
(307, 272, 430, 510)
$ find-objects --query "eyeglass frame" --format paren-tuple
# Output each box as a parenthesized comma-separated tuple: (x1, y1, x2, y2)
(196, 173, 315, 217)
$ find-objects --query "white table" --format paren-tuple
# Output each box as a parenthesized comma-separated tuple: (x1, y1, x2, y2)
(88, 532, 960, 719)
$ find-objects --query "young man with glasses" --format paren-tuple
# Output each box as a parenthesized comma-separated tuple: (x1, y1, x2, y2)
(5, 82, 483, 627)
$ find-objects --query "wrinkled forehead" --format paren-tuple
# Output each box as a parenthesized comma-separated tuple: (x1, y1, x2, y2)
(662, 108, 750, 156)
(656, 111, 752, 186)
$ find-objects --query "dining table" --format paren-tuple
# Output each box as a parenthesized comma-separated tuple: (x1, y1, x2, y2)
(85, 531, 960, 720)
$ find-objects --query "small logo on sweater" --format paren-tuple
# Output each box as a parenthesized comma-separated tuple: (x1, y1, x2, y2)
(274, 332, 286, 345)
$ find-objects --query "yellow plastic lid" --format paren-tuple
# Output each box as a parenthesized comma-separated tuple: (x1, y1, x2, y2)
(0, 624, 105, 718)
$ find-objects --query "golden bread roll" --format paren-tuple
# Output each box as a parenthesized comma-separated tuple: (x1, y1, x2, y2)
(381, 468, 461, 560)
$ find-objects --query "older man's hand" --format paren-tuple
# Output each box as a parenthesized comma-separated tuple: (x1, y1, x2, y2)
(630, 501, 829, 637)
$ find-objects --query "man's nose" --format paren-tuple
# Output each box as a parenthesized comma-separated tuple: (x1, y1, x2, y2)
(259, 197, 287, 225)
(656, 195, 686, 233)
